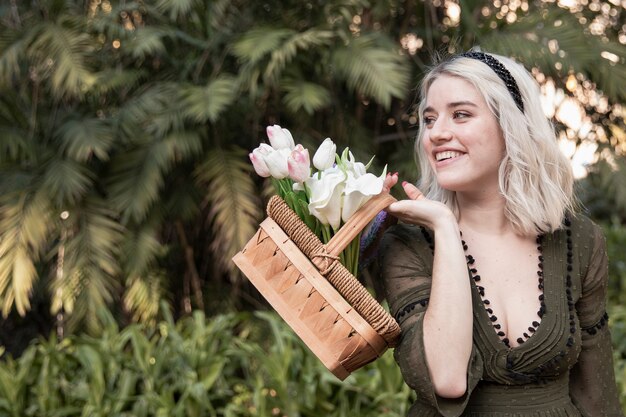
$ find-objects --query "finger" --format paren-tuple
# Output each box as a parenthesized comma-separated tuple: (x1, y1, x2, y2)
(383, 172, 399, 193)
(402, 181, 424, 200)
(384, 200, 414, 222)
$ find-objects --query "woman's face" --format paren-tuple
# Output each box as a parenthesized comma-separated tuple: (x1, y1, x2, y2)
(421, 74, 506, 194)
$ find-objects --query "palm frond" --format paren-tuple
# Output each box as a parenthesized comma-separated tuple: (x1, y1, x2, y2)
(124, 27, 169, 60)
(282, 81, 331, 115)
(156, 0, 200, 21)
(264, 29, 334, 83)
(232, 28, 295, 65)
(40, 157, 94, 206)
(480, 9, 626, 102)
(117, 83, 185, 139)
(57, 117, 116, 162)
(107, 131, 202, 224)
(28, 22, 96, 99)
(592, 43, 626, 103)
(120, 223, 166, 324)
(208, 0, 237, 33)
(163, 174, 201, 221)
(0, 131, 32, 164)
(180, 75, 238, 123)
(0, 32, 26, 88)
(195, 147, 261, 273)
(92, 68, 146, 96)
(123, 271, 165, 324)
(0, 190, 53, 317)
(332, 34, 410, 109)
(49, 197, 124, 332)
(0, 93, 32, 163)
(122, 225, 166, 277)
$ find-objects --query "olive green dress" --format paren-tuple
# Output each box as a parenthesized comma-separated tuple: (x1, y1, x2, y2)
(378, 214, 623, 417)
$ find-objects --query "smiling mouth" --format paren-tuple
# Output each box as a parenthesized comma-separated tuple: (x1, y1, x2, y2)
(435, 151, 463, 161)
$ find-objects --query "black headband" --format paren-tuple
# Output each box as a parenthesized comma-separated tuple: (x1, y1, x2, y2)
(458, 51, 525, 113)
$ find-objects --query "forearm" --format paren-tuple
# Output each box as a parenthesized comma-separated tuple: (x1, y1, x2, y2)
(423, 217, 473, 398)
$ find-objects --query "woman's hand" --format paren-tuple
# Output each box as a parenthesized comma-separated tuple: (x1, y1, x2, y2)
(382, 172, 398, 193)
(386, 181, 455, 231)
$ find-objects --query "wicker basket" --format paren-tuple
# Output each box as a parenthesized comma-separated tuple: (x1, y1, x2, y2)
(232, 193, 400, 380)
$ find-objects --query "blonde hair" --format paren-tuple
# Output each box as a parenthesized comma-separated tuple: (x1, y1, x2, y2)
(415, 52, 575, 235)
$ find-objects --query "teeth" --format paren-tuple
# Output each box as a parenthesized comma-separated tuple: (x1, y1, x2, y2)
(435, 151, 462, 161)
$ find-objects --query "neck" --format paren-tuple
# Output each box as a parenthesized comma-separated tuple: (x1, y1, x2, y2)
(456, 190, 512, 236)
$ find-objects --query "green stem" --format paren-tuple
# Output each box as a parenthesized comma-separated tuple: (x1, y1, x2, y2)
(321, 225, 332, 244)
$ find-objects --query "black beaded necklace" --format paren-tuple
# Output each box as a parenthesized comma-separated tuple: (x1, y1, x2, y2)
(461, 231, 545, 348)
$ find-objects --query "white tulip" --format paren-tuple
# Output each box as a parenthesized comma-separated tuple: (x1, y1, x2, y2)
(263, 147, 291, 179)
(266, 125, 295, 150)
(312, 138, 337, 171)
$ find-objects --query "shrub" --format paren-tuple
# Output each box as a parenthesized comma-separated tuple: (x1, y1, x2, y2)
(0, 310, 413, 417)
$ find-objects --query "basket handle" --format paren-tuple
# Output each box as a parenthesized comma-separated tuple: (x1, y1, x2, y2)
(324, 193, 397, 257)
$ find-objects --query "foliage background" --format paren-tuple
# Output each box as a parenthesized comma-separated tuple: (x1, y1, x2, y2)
(0, 0, 625, 414)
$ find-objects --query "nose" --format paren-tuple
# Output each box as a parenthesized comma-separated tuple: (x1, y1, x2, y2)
(428, 118, 453, 143)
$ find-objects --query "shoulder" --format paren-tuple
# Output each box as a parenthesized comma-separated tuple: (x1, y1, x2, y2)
(380, 223, 432, 254)
(566, 213, 609, 293)
(568, 212, 604, 240)
(567, 213, 607, 261)
(378, 223, 434, 275)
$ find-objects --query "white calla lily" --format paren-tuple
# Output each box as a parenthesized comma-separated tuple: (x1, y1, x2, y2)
(312, 138, 337, 171)
(306, 167, 346, 231)
(344, 150, 367, 177)
(341, 168, 386, 222)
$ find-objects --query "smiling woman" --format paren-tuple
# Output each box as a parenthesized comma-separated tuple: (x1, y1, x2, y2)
(420, 75, 506, 196)
(378, 51, 624, 417)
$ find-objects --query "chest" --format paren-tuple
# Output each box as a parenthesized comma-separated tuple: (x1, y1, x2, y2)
(463, 234, 543, 346)
(468, 228, 584, 384)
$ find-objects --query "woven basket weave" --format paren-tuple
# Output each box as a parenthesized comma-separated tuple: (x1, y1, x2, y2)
(232, 193, 400, 380)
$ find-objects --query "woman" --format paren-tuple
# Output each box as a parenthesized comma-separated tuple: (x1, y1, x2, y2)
(379, 51, 623, 416)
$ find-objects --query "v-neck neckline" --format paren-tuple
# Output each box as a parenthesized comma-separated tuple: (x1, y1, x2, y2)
(468, 235, 551, 352)
(470, 276, 545, 352)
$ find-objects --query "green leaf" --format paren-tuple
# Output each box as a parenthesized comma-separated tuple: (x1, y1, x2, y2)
(195, 147, 262, 273)
(264, 29, 334, 83)
(124, 27, 169, 60)
(57, 118, 116, 162)
(28, 22, 96, 99)
(332, 34, 410, 109)
(49, 197, 124, 333)
(118, 83, 186, 139)
(124, 271, 165, 324)
(232, 28, 295, 65)
(0, 190, 52, 317)
(480, 9, 626, 102)
(282, 81, 332, 114)
(156, 0, 200, 20)
(107, 131, 202, 224)
(41, 157, 94, 205)
(181, 75, 238, 123)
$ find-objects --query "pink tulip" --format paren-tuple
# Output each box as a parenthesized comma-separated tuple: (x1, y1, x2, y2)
(287, 144, 311, 183)
(249, 144, 272, 177)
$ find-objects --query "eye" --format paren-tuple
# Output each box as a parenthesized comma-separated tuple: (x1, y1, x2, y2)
(453, 111, 470, 120)
(423, 115, 436, 126)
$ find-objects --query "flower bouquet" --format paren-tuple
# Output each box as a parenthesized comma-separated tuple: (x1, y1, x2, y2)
(232, 125, 400, 380)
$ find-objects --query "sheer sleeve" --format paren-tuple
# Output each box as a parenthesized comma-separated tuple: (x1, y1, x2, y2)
(379, 224, 483, 417)
(569, 221, 624, 417)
